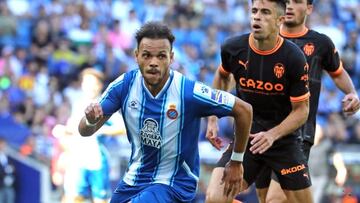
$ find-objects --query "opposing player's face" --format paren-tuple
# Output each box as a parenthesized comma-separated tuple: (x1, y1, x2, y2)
(251, 0, 284, 40)
(284, 0, 312, 27)
(135, 38, 174, 95)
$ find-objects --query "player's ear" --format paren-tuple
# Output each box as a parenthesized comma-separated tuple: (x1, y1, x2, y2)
(306, 4, 313, 15)
(134, 49, 139, 63)
(170, 51, 174, 64)
(277, 15, 285, 27)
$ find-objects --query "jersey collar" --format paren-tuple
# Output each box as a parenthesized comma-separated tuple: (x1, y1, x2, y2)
(249, 33, 284, 55)
(280, 27, 309, 38)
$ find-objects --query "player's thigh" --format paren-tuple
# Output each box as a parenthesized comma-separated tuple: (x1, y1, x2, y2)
(254, 167, 272, 203)
(265, 179, 287, 203)
(283, 187, 313, 203)
(130, 184, 180, 203)
(265, 141, 311, 191)
(205, 167, 233, 203)
(206, 143, 239, 203)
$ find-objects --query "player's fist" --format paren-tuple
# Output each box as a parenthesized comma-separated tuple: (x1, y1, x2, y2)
(85, 102, 103, 124)
(342, 93, 360, 116)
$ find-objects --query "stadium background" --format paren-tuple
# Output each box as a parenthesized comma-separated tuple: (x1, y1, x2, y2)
(0, 0, 360, 202)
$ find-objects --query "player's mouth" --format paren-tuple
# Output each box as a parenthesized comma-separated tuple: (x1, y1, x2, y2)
(252, 24, 262, 32)
(286, 12, 295, 18)
(145, 69, 160, 76)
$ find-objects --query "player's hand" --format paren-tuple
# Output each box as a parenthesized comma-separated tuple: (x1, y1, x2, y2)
(222, 160, 243, 197)
(342, 93, 360, 116)
(85, 102, 103, 124)
(249, 132, 275, 154)
(206, 116, 223, 150)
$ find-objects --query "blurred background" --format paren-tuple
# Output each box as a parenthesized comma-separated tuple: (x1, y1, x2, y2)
(0, 0, 360, 203)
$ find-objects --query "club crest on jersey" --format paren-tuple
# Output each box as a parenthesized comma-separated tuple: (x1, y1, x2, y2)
(303, 43, 315, 56)
(274, 63, 285, 79)
(140, 118, 161, 149)
(167, 104, 178, 119)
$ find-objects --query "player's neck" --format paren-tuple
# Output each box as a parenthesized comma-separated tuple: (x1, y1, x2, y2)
(145, 73, 170, 97)
(281, 24, 307, 35)
(254, 34, 279, 51)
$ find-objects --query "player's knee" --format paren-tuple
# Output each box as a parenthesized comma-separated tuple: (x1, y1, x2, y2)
(205, 190, 227, 203)
(255, 188, 267, 203)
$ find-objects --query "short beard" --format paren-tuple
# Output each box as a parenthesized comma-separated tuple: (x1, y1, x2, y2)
(284, 16, 306, 28)
(284, 21, 298, 28)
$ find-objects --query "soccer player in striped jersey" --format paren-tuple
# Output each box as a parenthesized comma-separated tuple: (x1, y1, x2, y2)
(259, 0, 360, 202)
(78, 21, 253, 203)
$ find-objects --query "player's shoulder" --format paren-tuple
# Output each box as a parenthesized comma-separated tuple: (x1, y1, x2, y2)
(281, 38, 307, 65)
(307, 29, 334, 46)
(221, 33, 250, 53)
(108, 69, 139, 87)
(282, 38, 305, 55)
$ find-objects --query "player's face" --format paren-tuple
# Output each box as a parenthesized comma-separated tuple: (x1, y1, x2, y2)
(251, 0, 284, 40)
(284, 0, 313, 27)
(135, 38, 174, 94)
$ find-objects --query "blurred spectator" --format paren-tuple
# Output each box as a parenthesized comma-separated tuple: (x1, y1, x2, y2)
(309, 124, 332, 203)
(53, 68, 125, 203)
(0, 3, 17, 47)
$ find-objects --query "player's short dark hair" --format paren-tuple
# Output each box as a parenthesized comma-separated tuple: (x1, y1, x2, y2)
(307, 0, 314, 5)
(251, 0, 286, 14)
(135, 21, 175, 49)
(81, 68, 105, 83)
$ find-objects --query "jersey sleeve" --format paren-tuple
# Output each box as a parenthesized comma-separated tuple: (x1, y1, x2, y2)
(219, 44, 232, 76)
(322, 35, 343, 77)
(288, 50, 310, 102)
(191, 82, 235, 117)
(99, 74, 125, 115)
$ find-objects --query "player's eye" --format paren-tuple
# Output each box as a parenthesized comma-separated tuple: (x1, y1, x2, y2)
(142, 53, 150, 59)
(158, 54, 166, 59)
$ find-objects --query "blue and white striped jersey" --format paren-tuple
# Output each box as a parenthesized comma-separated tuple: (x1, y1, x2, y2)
(99, 69, 236, 201)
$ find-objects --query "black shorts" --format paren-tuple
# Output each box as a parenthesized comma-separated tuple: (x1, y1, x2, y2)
(256, 139, 314, 188)
(217, 140, 311, 190)
(302, 140, 313, 161)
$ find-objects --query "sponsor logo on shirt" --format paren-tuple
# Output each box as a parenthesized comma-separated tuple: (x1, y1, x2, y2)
(129, 100, 138, 109)
(140, 118, 161, 149)
(239, 78, 284, 92)
(238, 60, 248, 70)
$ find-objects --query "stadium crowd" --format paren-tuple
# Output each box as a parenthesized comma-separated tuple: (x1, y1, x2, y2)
(0, 0, 360, 202)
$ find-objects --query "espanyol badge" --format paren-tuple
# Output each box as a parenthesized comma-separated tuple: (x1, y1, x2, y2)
(167, 104, 178, 119)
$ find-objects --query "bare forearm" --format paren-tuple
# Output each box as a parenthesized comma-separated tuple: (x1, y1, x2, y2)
(213, 69, 234, 91)
(78, 116, 108, 137)
(268, 100, 309, 140)
(233, 99, 252, 153)
(332, 71, 357, 95)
